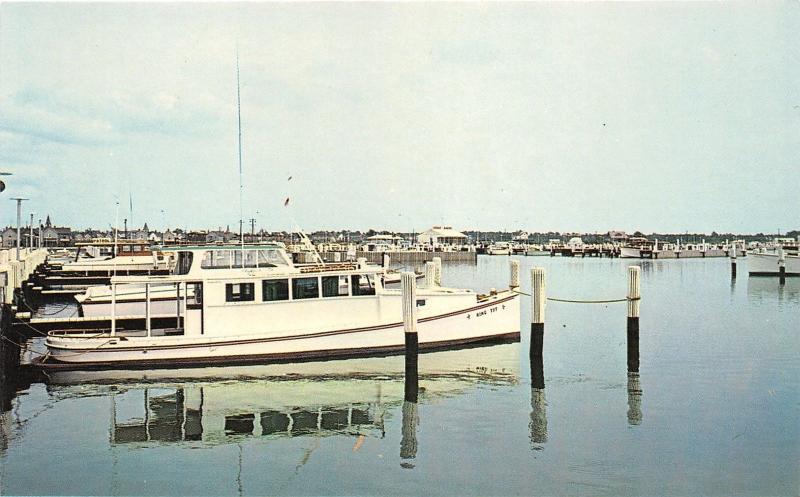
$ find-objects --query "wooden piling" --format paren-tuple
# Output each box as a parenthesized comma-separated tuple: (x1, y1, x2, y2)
(778, 247, 786, 285)
(432, 257, 442, 287)
(530, 267, 545, 358)
(382, 253, 391, 268)
(730, 242, 737, 279)
(627, 266, 641, 353)
(425, 261, 436, 289)
(510, 259, 520, 290)
(401, 272, 419, 403)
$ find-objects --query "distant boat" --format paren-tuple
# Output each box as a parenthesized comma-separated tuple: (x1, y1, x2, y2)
(486, 242, 512, 256)
(619, 237, 653, 258)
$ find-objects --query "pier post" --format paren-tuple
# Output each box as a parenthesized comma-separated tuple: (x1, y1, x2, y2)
(778, 247, 786, 285)
(510, 259, 520, 290)
(401, 272, 418, 403)
(530, 267, 545, 358)
(425, 262, 436, 289)
(628, 266, 642, 342)
(357, 257, 367, 270)
(730, 242, 737, 279)
(382, 253, 390, 268)
(432, 257, 442, 287)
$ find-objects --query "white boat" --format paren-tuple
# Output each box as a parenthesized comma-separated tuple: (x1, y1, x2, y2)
(619, 237, 653, 258)
(747, 249, 800, 276)
(58, 240, 173, 273)
(43, 244, 520, 367)
(486, 242, 512, 255)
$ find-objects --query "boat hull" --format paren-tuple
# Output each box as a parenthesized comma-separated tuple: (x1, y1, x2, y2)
(619, 247, 642, 258)
(45, 292, 521, 367)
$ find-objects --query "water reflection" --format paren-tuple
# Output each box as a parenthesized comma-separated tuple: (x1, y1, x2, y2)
(40, 341, 518, 452)
(109, 387, 383, 444)
(529, 357, 547, 448)
(627, 373, 642, 426)
(747, 277, 800, 305)
(400, 401, 418, 468)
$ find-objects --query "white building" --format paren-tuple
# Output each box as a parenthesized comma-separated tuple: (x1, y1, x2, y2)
(416, 226, 468, 246)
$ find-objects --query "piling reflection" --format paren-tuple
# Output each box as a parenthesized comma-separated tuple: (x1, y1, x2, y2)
(627, 372, 642, 426)
(747, 277, 800, 305)
(400, 400, 418, 468)
(529, 356, 547, 448)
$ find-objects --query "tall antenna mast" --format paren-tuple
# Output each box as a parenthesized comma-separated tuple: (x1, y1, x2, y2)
(236, 47, 245, 263)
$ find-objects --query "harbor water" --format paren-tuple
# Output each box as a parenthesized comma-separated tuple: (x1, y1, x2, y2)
(1, 255, 797, 496)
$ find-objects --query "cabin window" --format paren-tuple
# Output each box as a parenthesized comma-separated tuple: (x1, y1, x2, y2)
(226, 283, 254, 302)
(322, 275, 349, 297)
(232, 250, 259, 268)
(257, 249, 290, 267)
(263, 279, 289, 301)
(176, 252, 193, 275)
(292, 277, 319, 300)
(351, 274, 376, 296)
(201, 250, 232, 269)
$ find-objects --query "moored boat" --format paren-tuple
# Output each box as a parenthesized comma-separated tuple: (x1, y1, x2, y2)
(42, 243, 520, 367)
(486, 242, 512, 256)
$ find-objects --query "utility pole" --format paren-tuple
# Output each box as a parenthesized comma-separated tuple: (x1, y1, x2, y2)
(29, 212, 35, 249)
(10, 198, 28, 260)
(38, 218, 43, 248)
(249, 218, 256, 237)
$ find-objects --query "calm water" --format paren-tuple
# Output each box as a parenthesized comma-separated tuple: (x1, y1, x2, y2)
(1, 256, 798, 496)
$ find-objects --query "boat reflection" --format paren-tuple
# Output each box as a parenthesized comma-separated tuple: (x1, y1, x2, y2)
(44, 340, 519, 448)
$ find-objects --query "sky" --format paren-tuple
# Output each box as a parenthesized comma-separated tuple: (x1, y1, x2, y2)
(0, 2, 798, 234)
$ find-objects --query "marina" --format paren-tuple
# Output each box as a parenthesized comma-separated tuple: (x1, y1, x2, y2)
(1, 2, 797, 495)
(1, 255, 797, 495)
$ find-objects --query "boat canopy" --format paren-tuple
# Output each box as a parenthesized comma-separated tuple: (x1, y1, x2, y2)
(166, 245, 294, 276)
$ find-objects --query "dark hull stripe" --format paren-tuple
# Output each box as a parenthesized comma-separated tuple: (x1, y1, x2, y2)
(48, 294, 518, 352)
(748, 271, 800, 276)
(36, 332, 521, 370)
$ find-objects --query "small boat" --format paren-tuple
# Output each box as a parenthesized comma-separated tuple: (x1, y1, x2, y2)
(486, 242, 512, 256)
(42, 243, 520, 367)
(619, 237, 653, 258)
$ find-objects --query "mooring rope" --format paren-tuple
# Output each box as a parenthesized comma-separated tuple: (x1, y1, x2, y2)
(511, 289, 640, 303)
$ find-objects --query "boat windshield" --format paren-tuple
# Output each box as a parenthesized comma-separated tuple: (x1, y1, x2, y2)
(200, 248, 291, 269)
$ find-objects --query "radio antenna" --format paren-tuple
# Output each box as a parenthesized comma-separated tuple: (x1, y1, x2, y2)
(236, 47, 245, 264)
